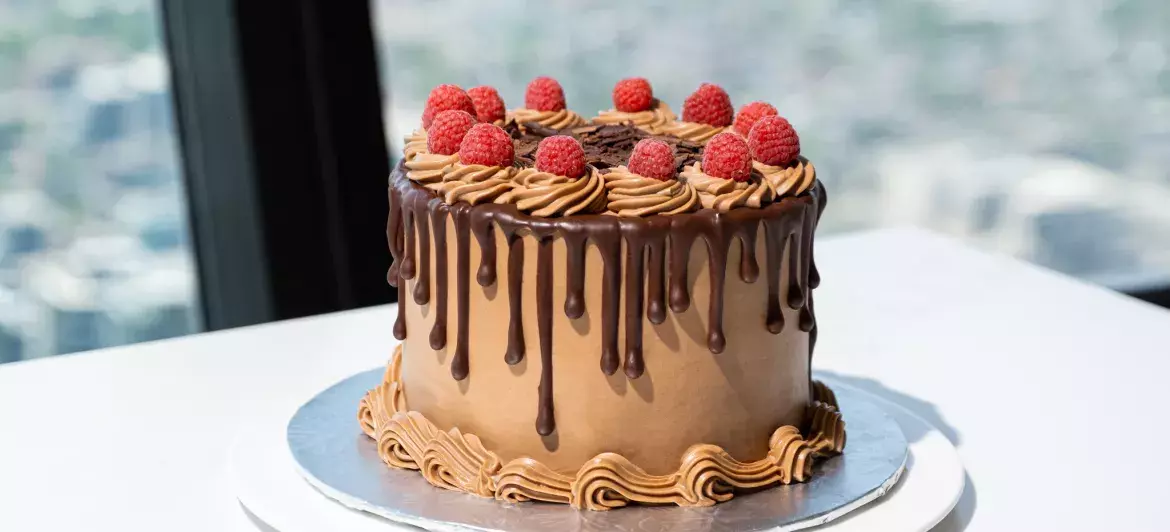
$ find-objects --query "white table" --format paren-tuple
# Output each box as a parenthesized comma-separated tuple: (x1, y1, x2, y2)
(2, 228, 1168, 531)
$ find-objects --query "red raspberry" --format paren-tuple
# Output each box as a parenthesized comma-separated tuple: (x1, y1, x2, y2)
(682, 83, 733, 127)
(748, 115, 801, 166)
(702, 132, 752, 181)
(524, 76, 566, 112)
(422, 84, 475, 129)
(733, 101, 778, 136)
(627, 139, 675, 181)
(426, 110, 476, 156)
(534, 135, 586, 178)
(459, 123, 514, 167)
(612, 77, 654, 113)
(467, 85, 506, 123)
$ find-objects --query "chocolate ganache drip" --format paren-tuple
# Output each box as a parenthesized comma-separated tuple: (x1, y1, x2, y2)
(387, 123, 825, 436)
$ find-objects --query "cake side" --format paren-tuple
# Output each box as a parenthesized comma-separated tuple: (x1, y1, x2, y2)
(390, 166, 821, 473)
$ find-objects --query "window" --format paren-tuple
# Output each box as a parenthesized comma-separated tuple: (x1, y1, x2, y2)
(0, 1, 198, 363)
(373, 0, 1170, 291)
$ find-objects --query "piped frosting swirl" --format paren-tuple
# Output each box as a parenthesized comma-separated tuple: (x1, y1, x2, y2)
(403, 129, 429, 162)
(603, 167, 700, 217)
(754, 157, 817, 198)
(592, 100, 676, 134)
(404, 152, 460, 184)
(658, 121, 728, 144)
(359, 345, 846, 511)
(510, 108, 587, 130)
(680, 163, 775, 211)
(431, 165, 517, 206)
(494, 167, 606, 217)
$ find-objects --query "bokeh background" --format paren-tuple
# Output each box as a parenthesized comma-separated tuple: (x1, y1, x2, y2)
(2, 0, 1169, 363)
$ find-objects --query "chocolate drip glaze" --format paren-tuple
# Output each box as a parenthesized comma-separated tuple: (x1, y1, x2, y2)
(563, 230, 587, 320)
(413, 206, 431, 305)
(504, 231, 525, 365)
(386, 152, 825, 435)
(596, 226, 622, 376)
(452, 205, 472, 380)
(471, 209, 496, 287)
(535, 238, 556, 436)
(428, 206, 448, 350)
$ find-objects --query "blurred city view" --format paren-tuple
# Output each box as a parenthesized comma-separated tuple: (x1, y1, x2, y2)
(3, 0, 1169, 363)
(0, 0, 198, 363)
(375, 0, 1170, 289)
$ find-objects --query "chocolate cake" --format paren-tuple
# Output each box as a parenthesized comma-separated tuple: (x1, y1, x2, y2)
(357, 78, 844, 510)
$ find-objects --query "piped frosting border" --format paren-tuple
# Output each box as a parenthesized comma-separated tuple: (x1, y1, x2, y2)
(357, 345, 846, 511)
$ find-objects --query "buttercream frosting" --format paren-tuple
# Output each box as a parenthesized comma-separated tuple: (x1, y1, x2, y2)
(603, 167, 700, 217)
(403, 129, 428, 162)
(754, 157, 817, 198)
(658, 120, 727, 144)
(680, 163, 775, 210)
(510, 107, 587, 130)
(494, 167, 606, 217)
(592, 100, 676, 134)
(358, 345, 846, 510)
(404, 152, 460, 184)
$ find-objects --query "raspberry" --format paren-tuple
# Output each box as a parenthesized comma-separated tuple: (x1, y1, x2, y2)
(534, 135, 586, 178)
(748, 115, 801, 166)
(422, 84, 475, 129)
(733, 101, 778, 136)
(681, 83, 733, 127)
(701, 132, 752, 181)
(459, 123, 514, 167)
(467, 85, 506, 123)
(524, 76, 566, 112)
(627, 139, 675, 181)
(612, 77, 654, 113)
(426, 110, 476, 156)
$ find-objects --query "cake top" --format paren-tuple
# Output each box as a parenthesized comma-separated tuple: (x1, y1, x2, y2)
(400, 77, 817, 218)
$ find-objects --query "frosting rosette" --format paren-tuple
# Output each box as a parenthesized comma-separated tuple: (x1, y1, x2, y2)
(680, 162, 775, 211)
(403, 129, 429, 161)
(753, 157, 817, 198)
(603, 167, 700, 217)
(430, 164, 517, 206)
(510, 107, 588, 130)
(658, 120, 728, 144)
(494, 166, 606, 217)
(592, 100, 676, 134)
(404, 151, 460, 184)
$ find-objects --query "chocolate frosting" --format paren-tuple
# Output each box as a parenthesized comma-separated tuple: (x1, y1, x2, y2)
(387, 160, 825, 435)
(358, 345, 846, 510)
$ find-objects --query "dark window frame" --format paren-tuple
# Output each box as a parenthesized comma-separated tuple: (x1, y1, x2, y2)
(161, 0, 393, 330)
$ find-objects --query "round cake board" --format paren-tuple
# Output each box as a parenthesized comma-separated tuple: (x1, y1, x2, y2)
(231, 371, 963, 532)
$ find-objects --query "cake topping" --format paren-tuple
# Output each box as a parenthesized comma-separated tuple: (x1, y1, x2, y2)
(681, 83, 734, 127)
(525, 76, 567, 112)
(612, 77, 654, 113)
(701, 132, 753, 181)
(467, 85, 506, 124)
(426, 110, 476, 156)
(626, 139, 675, 181)
(592, 100, 676, 134)
(535, 135, 586, 179)
(422, 84, 476, 129)
(733, 101, 779, 136)
(495, 167, 606, 217)
(748, 115, 801, 166)
(755, 157, 817, 198)
(604, 167, 699, 217)
(459, 123, 515, 167)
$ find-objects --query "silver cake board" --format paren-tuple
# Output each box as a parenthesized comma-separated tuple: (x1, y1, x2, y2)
(287, 369, 908, 532)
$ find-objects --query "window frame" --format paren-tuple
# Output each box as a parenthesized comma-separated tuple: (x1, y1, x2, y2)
(161, 0, 394, 330)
